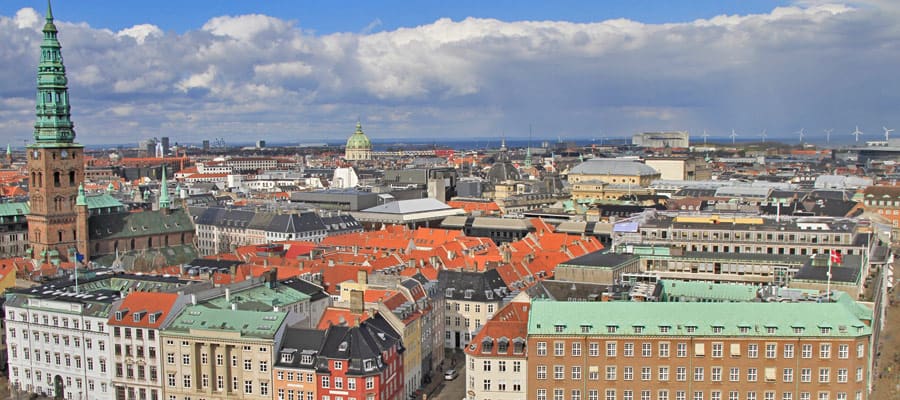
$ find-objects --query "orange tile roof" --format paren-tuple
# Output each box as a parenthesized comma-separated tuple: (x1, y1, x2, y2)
(109, 292, 180, 328)
(464, 301, 531, 357)
(317, 307, 368, 329)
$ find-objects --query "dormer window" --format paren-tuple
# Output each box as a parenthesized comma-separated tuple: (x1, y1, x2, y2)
(633, 326, 644, 334)
(148, 311, 162, 324)
(281, 352, 295, 363)
(364, 359, 375, 371)
(481, 340, 493, 353)
(300, 354, 312, 364)
(445, 288, 454, 298)
(606, 325, 618, 333)
(338, 341, 348, 352)
(554, 324, 566, 333)
(464, 289, 474, 299)
(115, 309, 129, 321)
(685, 325, 697, 333)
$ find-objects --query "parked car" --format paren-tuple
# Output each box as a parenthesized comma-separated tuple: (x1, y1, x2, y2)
(444, 369, 459, 381)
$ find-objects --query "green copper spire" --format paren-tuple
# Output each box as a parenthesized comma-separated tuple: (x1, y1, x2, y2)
(34, 0, 76, 144)
(158, 166, 170, 209)
(5, 144, 10, 156)
(75, 183, 86, 206)
(107, 182, 115, 192)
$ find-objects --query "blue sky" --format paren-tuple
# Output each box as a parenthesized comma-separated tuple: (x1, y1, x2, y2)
(2, 1, 791, 34)
(0, 0, 898, 145)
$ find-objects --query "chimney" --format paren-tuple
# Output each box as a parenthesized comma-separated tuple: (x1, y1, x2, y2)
(231, 303, 237, 311)
(225, 288, 231, 302)
(350, 290, 365, 315)
(267, 269, 277, 288)
(357, 270, 368, 286)
(190, 294, 196, 305)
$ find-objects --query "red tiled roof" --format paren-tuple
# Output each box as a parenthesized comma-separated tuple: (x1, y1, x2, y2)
(108, 292, 179, 329)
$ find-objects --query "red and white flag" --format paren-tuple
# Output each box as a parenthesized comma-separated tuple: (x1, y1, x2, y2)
(829, 250, 842, 265)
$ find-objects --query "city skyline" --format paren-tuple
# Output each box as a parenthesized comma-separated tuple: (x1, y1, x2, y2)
(0, 1, 899, 144)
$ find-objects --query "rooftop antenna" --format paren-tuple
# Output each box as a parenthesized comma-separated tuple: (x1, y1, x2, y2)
(824, 128, 833, 144)
(883, 126, 894, 142)
(729, 129, 737, 145)
(701, 129, 709, 144)
(852, 126, 863, 143)
(796, 128, 805, 143)
(759, 129, 767, 143)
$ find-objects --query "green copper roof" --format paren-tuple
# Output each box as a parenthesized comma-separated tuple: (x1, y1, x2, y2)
(346, 121, 372, 149)
(166, 304, 287, 340)
(528, 298, 872, 338)
(33, 0, 76, 145)
(84, 193, 123, 210)
(658, 280, 758, 302)
(0, 202, 29, 218)
(158, 166, 170, 209)
(202, 284, 310, 311)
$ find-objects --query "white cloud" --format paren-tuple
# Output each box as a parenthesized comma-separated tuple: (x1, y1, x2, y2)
(14, 8, 40, 30)
(0, 3, 898, 144)
(176, 66, 217, 92)
(117, 24, 163, 44)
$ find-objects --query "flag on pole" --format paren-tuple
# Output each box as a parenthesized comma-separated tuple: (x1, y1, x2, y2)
(829, 250, 843, 265)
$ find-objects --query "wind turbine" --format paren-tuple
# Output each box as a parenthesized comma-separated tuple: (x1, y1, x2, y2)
(730, 129, 738, 145)
(883, 126, 894, 142)
(759, 129, 767, 143)
(701, 129, 709, 144)
(824, 129, 833, 145)
(796, 128, 805, 143)
(852, 126, 863, 143)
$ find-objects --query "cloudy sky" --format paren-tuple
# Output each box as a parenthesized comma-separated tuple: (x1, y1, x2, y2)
(0, 0, 898, 146)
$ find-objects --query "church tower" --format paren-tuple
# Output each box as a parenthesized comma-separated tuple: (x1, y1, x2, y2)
(26, 1, 85, 261)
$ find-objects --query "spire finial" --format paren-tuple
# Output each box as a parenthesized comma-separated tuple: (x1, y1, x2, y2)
(158, 166, 171, 209)
(46, 0, 53, 20)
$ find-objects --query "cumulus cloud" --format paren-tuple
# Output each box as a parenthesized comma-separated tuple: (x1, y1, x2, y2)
(117, 24, 163, 44)
(0, 3, 898, 144)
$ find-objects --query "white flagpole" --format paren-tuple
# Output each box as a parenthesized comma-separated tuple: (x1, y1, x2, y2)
(826, 251, 832, 302)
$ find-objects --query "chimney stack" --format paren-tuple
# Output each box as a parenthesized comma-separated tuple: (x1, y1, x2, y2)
(350, 290, 365, 315)
(357, 270, 368, 286)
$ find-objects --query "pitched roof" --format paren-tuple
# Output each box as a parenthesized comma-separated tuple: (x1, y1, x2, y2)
(361, 198, 454, 214)
(569, 159, 660, 176)
(108, 292, 180, 329)
(89, 209, 193, 240)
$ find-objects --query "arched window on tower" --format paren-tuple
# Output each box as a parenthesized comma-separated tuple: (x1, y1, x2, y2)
(37, 172, 42, 186)
(57, 231, 63, 242)
(130, 238, 135, 250)
(147, 237, 152, 248)
(69, 171, 75, 186)
(53, 172, 60, 187)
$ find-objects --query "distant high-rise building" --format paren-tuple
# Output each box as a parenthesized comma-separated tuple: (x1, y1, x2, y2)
(160, 136, 169, 155)
(256, 139, 266, 148)
(202, 139, 210, 151)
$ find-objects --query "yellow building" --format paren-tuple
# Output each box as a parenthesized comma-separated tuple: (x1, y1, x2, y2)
(567, 159, 661, 187)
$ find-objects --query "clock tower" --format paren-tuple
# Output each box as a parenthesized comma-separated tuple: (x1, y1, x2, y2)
(26, 1, 85, 262)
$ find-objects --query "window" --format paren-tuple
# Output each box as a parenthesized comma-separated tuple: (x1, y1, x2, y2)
(321, 376, 330, 388)
(182, 354, 190, 365)
(857, 343, 865, 358)
(748, 344, 758, 358)
(537, 342, 547, 356)
(660, 342, 670, 357)
(676, 367, 687, 381)
(554, 365, 564, 380)
(624, 343, 634, 357)
(712, 367, 722, 382)
(677, 343, 687, 357)
(784, 368, 794, 382)
(784, 344, 794, 358)
(730, 367, 739, 382)
(712, 343, 723, 358)
(748, 368, 758, 382)
(837, 368, 848, 383)
(589, 342, 600, 357)
(483, 360, 491, 372)
(659, 366, 670, 381)
(167, 373, 176, 387)
(766, 344, 776, 359)
(642, 343, 652, 357)
(607, 342, 617, 357)
(572, 342, 582, 356)
(694, 367, 704, 381)
(183, 375, 192, 388)
(537, 365, 547, 380)
(572, 366, 582, 380)
(624, 366, 634, 380)
(856, 367, 864, 382)
(820, 344, 831, 359)
(244, 380, 253, 394)
(801, 368, 812, 383)
(819, 368, 830, 383)
(607, 390, 617, 400)
(801, 344, 812, 358)
(606, 366, 617, 380)
(537, 389, 548, 400)
(838, 344, 849, 359)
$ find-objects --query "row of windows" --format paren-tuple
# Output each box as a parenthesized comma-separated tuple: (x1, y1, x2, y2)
(534, 365, 864, 384)
(473, 359, 523, 372)
(535, 388, 863, 400)
(166, 353, 268, 371)
(112, 326, 156, 340)
(535, 341, 866, 359)
(8, 329, 108, 351)
(166, 373, 269, 395)
(8, 312, 105, 332)
(9, 347, 107, 372)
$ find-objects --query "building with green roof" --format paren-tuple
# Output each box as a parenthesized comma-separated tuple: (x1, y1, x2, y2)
(344, 121, 373, 161)
(526, 296, 875, 400)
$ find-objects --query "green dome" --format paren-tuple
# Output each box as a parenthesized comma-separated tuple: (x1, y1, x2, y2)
(346, 122, 372, 150)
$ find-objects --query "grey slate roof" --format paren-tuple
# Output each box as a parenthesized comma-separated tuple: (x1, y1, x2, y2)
(438, 269, 509, 302)
(569, 159, 660, 176)
(361, 198, 452, 214)
(192, 207, 332, 234)
(89, 208, 193, 240)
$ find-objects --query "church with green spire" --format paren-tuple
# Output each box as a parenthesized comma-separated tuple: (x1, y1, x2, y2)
(23, 2, 196, 267)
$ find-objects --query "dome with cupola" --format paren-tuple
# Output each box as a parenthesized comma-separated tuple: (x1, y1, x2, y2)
(345, 122, 373, 161)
